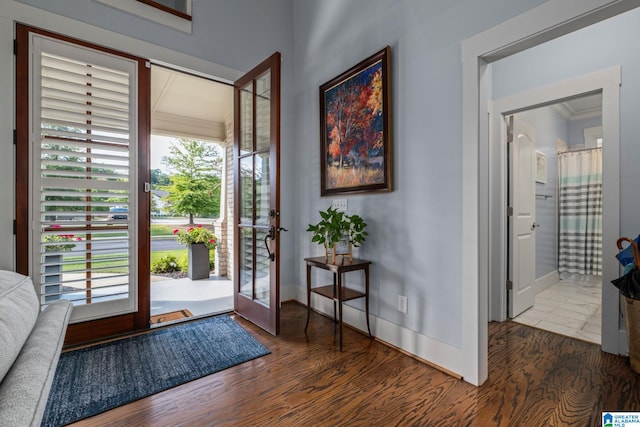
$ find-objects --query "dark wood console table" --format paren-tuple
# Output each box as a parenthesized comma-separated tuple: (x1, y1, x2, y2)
(304, 256, 372, 351)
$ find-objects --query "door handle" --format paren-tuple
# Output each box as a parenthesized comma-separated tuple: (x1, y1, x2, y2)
(531, 222, 540, 230)
(264, 226, 288, 262)
(264, 225, 276, 261)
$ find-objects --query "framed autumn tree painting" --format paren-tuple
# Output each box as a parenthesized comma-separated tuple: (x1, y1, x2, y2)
(320, 46, 392, 195)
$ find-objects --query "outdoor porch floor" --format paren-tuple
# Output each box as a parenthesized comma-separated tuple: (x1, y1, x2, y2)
(150, 274, 233, 318)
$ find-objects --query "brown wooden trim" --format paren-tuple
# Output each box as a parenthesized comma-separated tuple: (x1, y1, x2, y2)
(64, 313, 135, 346)
(136, 59, 152, 330)
(136, 0, 192, 21)
(15, 25, 30, 275)
(271, 52, 281, 335)
(16, 24, 147, 62)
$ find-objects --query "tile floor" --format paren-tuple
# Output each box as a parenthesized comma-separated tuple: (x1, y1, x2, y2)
(512, 278, 601, 344)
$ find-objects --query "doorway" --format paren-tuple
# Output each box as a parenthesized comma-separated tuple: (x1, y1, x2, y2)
(149, 65, 234, 325)
(506, 94, 604, 344)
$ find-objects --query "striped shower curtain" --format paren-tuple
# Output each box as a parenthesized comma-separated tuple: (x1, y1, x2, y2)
(558, 148, 603, 276)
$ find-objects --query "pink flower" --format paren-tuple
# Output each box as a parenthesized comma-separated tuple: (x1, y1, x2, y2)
(75, 237, 83, 241)
(173, 229, 179, 234)
(188, 227, 194, 232)
(209, 239, 215, 244)
(52, 224, 61, 229)
(197, 224, 203, 228)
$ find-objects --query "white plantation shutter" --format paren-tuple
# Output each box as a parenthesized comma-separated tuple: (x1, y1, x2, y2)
(31, 34, 139, 321)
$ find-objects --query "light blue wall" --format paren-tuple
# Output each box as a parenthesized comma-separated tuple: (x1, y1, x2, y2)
(568, 117, 602, 147)
(517, 108, 567, 279)
(493, 7, 640, 253)
(13, 0, 298, 288)
(291, 0, 545, 347)
(15, 0, 292, 72)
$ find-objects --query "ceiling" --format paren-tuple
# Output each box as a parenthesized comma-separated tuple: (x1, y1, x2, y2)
(150, 66, 233, 142)
(551, 92, 602, 121)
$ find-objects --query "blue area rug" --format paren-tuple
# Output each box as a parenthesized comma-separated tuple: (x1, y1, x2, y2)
(42, 315, 269, 426)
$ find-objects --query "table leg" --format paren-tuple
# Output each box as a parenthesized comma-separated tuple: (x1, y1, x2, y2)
(332, 272, 337, 323)
(337, 271, 343, 351)
(305, 263, 311, 332)
(365, 265, 372, 338)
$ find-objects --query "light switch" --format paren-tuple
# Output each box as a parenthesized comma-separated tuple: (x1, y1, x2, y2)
(332, 199, 348, 212)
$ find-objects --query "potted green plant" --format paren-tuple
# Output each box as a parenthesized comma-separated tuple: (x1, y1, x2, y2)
(306, 207, 368, 262)
(173, 225, 217, 280)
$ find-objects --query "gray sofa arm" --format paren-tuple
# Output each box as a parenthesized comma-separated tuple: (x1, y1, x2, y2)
(0, 300, 72, 427)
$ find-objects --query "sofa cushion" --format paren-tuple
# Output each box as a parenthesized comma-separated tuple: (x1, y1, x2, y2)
(0, 270, 40, 383)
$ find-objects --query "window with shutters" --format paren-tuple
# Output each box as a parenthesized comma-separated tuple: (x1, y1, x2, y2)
(29, 34, 139, 320)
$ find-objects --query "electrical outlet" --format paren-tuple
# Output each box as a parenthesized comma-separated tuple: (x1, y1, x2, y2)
(398, 295, 408, 314)
(332, 199, 348, 212)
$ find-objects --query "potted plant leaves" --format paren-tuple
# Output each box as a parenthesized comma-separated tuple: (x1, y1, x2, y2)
(306, 206, 368, 263)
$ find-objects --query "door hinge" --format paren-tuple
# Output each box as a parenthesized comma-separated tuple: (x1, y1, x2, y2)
(506, 280, 513, 290)
(13, 129, 17, 145)
(506, 115, 514, 144)
(507, 206, 513, 216)
(13, 39, 17, 56)
(13, 220, 16, 235)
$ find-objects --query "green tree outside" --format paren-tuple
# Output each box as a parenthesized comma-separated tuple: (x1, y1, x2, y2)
(161, 138, 222, 224)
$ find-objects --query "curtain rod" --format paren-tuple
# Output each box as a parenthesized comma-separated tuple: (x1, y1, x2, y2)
(558, 147, 602, 155)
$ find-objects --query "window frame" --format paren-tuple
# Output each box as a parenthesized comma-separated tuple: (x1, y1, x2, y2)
(16, 23, 151, 343)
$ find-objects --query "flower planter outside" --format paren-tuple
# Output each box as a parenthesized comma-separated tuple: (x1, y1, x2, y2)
(188, 243, 210, 280)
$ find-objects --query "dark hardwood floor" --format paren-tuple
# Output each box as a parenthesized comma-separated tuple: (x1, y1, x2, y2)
(69, 302, 640, 426)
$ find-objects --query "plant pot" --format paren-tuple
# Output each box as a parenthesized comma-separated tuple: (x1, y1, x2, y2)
(188, 243, 210, 280)
(43, 253, 62, 302)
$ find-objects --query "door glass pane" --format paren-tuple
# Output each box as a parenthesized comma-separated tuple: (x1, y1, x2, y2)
(240, 156, 253, 224)
(255, 153, 270, 225)
(240, 83, 253, 155)
(239, 227, 253, 298)
(255, 228, 270, 307)
(256, 71, 271, 151)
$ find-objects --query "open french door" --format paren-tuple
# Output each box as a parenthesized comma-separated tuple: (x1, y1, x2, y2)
(233, 52, 281, 335)
(16, 25, 150, 344)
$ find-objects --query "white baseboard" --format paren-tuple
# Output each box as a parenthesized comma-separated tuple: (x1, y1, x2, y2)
(298, 289, 465, 380)
(534, 270, 559, 294)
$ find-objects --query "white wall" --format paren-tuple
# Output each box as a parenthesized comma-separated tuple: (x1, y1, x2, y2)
(568, 117, 602, 147)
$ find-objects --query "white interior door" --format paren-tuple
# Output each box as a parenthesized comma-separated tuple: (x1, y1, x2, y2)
(508, 115, 537, 318)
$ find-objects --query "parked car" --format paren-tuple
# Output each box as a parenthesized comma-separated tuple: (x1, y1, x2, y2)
(107, 207, 128, 221)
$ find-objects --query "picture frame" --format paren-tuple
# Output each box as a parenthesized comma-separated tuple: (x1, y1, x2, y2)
(536, 151, 547, 184)
(319, 46, 392, 196)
